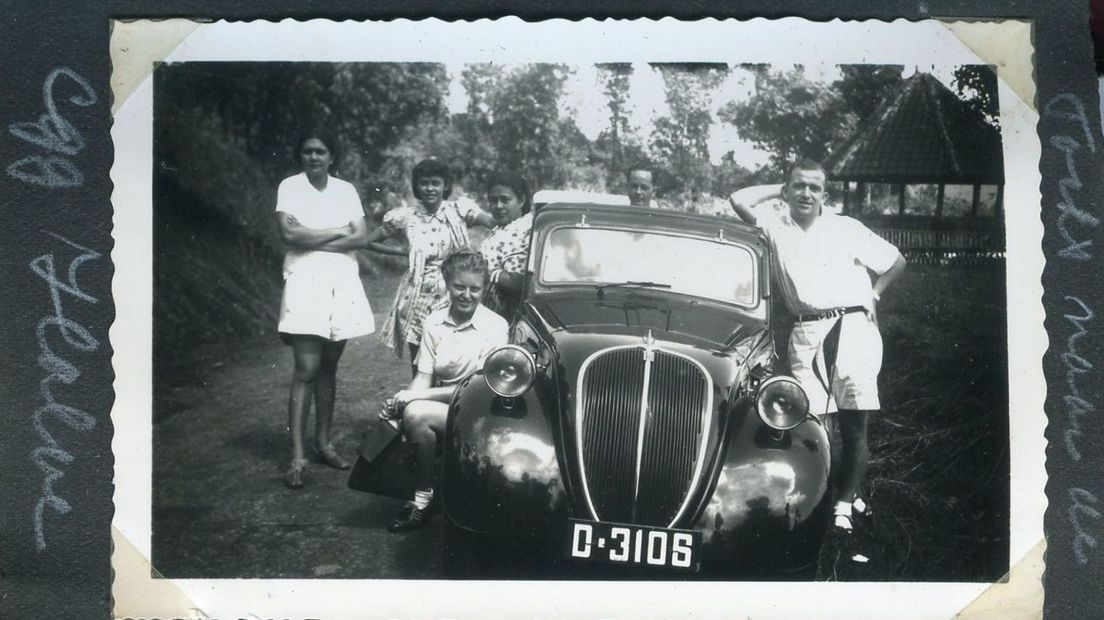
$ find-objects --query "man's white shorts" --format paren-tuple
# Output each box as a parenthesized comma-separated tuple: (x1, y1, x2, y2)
(788, 310, 883, 415)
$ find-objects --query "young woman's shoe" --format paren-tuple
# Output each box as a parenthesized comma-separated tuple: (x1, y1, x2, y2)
(388, 502, 429, 532)
(284, 458, 308, 489)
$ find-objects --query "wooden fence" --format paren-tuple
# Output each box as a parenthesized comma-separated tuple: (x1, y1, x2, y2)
(871, 227, 1005, 267)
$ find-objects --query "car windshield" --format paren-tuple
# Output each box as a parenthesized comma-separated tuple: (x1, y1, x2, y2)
(539, 226, 758, 307)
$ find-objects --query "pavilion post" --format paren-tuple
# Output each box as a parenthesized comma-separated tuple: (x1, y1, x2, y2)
(971, 183, 981, 217)
(897, 183, 906, 216)
(935, 183, 945, 219)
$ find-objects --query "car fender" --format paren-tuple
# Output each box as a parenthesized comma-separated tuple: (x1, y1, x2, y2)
(692, 400, 833, 572)
(443, 374, 569, 536)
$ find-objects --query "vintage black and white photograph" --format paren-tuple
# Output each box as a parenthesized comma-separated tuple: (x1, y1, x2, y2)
(111, 18, 1044, 620)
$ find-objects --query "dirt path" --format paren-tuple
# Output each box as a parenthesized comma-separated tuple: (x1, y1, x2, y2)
(152, 277, 445, 579)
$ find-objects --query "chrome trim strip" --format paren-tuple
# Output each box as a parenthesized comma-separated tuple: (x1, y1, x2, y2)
(630, 346, 655, 521)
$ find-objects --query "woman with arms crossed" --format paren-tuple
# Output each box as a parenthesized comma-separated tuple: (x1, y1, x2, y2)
(276, 131, 374, 489)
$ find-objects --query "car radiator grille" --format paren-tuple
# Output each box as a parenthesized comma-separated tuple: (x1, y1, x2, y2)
(578, 347, 710, 527)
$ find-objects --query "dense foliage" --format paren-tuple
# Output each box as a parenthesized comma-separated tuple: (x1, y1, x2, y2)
(718, 64, 907, 175)
(153, 62, 997, 357)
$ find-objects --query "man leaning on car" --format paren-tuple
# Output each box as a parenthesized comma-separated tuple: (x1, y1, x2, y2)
(728, 160, 906, 534)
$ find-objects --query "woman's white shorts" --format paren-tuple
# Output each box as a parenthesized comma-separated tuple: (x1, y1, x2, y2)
(278, 260, 375, 342)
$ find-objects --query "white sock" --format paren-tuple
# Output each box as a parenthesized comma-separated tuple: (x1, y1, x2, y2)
(833, 500, 854, 531)
(412, 489, 434, 510)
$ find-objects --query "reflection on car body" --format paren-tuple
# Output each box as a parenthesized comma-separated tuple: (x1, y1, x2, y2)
(441, 200, 832, 579)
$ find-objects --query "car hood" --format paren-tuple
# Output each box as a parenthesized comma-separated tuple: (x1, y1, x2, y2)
(527, 289, 765, 351)
(520, 289, 772, 398)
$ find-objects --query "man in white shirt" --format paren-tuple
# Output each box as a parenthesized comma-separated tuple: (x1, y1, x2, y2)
(729, 160, 907, 532)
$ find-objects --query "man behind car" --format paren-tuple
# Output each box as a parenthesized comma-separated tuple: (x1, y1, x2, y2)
(626, 164, 657, 208)
(728, 160, 906, 533)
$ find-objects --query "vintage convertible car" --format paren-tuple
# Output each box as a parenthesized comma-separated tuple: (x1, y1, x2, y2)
(442, 201, 833, 579)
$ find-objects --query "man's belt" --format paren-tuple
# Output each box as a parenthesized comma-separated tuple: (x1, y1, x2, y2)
(795, 305, 867, 323)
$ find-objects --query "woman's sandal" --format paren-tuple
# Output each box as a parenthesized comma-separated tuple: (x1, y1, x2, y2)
(284, 458, 308, 489)
(317, 444, 351, 470)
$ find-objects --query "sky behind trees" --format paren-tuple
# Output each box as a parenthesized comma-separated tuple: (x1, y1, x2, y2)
(155, 60, 995, 213)
(444, 62, 972, 170)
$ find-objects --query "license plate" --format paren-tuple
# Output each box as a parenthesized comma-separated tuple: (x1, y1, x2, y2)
(565, 519, 701, 572)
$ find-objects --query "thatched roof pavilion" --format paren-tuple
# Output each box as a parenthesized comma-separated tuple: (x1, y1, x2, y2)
(825, 71, 1004, 219)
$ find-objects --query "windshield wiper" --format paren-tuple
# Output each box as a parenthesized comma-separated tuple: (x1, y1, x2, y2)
(595, 281, 672, 296)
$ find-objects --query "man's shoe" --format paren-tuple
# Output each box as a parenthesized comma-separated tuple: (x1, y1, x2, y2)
(833, 501, 853, 533)
(388, 502, 429, 532)
(852, 497, 871, 517)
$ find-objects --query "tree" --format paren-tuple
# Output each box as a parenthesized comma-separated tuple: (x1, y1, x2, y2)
(718, 64, 898, 177)
(833, 65, 905, 123)
(450, 63, 502, 187)
(711, 151, 756, 197)
(596, 63, 636, 177)
(156, 62, 450, 187)
(153, 62, 456, 356)
(952, 65, 1000, 129)
(485, 64, 588, 188)
(648, 63, 729, 196)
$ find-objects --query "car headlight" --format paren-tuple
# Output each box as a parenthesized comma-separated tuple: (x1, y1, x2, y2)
(484, 345, 537, 398)
(755, 376, 810, 430)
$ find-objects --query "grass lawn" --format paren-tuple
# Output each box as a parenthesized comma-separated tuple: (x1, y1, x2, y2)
(820, 263, 1009, 581)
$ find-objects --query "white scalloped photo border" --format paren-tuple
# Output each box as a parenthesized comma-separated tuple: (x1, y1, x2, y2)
(110, 17, 1043, 620)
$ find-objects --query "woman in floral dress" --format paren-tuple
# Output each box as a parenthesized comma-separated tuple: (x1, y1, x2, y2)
(478, 171, 533, 318)
(365, 159, 495, 373)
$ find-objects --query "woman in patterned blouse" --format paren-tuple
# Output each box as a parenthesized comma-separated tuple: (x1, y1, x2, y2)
(478, 171, 533, 318)
(364, 159, 496, 373)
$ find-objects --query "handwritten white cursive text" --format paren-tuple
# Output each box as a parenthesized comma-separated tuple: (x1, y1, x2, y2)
(30, 231, 101, 551)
